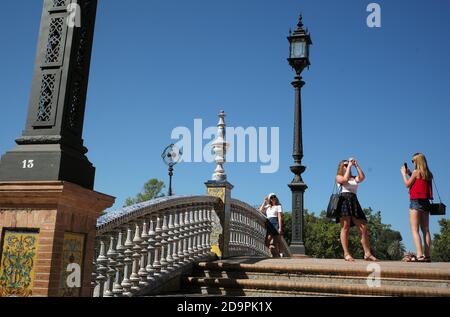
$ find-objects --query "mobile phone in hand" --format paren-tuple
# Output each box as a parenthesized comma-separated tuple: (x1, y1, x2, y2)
(404, 162, 412, 176)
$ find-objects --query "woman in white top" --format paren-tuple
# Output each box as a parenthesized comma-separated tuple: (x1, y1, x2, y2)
(259, 193, 283, 252)
(336, 158, 376, 262)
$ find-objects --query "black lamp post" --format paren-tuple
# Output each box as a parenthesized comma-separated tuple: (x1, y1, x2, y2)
(162, 144, 182, 196)
(287, 15, 312, 255)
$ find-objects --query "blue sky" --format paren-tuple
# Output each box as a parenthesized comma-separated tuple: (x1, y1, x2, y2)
(1, 0, 449, 253)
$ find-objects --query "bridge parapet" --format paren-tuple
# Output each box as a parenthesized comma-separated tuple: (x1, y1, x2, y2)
(92, 195, 218, 297)
(229, 199, 270, 257)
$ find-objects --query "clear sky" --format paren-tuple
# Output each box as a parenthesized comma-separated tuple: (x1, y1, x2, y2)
(1, 0, 449, 252)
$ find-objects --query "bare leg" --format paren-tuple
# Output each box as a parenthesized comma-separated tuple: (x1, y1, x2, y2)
(340, 217, 353, 260)
(265, 234, 273, 249)
(410, 209, 424, 257)
(354, 219, 375, 259)
(419, 211, 431, 257)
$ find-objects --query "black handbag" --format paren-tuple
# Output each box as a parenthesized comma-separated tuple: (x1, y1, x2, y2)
(430, 178, 446, 216)
(430, 203, 446, 216)
(326, 184, 342, 219)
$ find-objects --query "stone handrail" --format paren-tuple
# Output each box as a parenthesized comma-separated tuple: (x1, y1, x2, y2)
(229, 199, 271, 257)
(92, 195, 218, 297)
(229, 199, 292, 258)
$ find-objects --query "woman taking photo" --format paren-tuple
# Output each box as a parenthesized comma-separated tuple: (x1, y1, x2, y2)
(336, 158, 377, 262)
(401, 153, 433, 263)
(259, 193, 283, 254)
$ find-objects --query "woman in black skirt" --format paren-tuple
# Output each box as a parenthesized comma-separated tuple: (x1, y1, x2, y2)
(336, 158, 377, 262)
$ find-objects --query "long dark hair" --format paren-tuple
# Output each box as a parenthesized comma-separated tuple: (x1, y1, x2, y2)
(270, 196, 281, 206)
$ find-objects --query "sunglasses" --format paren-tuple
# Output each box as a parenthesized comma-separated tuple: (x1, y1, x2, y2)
(270, 196, 277, 199)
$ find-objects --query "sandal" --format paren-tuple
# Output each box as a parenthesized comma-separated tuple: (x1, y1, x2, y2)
(416, 255, 430, 263)
(402, 252, 417, 262)
(344, 254, 355, 262)
(364, 254, 377, 262)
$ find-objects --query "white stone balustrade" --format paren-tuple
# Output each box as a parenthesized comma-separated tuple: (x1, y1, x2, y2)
(93, 195, 273, 297)
(93, 196, 218, 297)
(229, 199, 271, 258)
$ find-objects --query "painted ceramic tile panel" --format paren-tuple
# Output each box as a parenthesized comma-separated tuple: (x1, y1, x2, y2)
(0, 230, 39, 297)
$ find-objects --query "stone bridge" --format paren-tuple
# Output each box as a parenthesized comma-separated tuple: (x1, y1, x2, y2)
(92, 195, 291, 297)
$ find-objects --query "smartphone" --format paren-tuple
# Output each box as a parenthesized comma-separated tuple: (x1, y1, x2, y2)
(404, 162, 412, 176)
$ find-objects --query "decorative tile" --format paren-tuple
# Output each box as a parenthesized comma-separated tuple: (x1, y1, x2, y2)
(0, 230, 39, 297)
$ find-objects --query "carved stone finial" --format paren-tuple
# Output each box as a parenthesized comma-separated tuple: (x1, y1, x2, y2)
(211, 111, 229, 181)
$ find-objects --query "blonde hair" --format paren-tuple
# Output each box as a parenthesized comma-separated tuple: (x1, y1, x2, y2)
(412, 153, 433, 181)
(336, 160, 349, 176)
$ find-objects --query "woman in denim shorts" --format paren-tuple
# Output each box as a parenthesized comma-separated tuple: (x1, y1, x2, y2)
(401, 153, 433, 262)
(259, 193, 283, 254)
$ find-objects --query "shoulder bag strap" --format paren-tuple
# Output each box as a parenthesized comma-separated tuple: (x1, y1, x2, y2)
(432, 177, 443, 203)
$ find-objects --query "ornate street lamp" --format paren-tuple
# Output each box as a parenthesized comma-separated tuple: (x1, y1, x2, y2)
(287, 14, 312, 255)
(162, 144, 182, 196)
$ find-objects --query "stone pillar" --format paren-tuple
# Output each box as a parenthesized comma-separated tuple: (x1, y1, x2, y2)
(205, 181, 233, 259)
(205, 110, 233, 259)
(0, 181, 114, 297)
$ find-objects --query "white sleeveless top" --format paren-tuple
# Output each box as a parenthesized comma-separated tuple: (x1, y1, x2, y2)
(264, 205, 283, 218)
(338, 178, 358, 194)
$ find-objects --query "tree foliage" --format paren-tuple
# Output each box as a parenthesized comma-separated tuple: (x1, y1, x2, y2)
(431, 218, 450, 262)
(123, 179, 165, 207)
(282, 208, 406, 260)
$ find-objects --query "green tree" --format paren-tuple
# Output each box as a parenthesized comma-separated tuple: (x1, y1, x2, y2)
(123, 179, 165, 207)
(282, 213, 292, 245)
(431, 218, 450, 262)
(387, 240, 406, 260)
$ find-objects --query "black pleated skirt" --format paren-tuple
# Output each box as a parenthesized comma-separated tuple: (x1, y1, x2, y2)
(335, 192, 367, 226)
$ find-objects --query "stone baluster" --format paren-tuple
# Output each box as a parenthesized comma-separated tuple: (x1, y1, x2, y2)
(197, 209, 204, 256)
(192, 209, 199, 259)
(172, 210, 180, 268)
(199, 209, 206, 256)
(121, 226, 134, 297)
(196, 208, 204, 258)
(113, 229, 125, 297)
(245, 214, 249, 250)
(95, 237, 108, 297)
(250, 217, 255, 251)
(159, 211, 169, 274)
(130, 223, 142, 294)
(206, 209, 212, 253)
(187, 209, 195, 261)
(153, 213, 162, 278)
(91, 243, 99, 296)
(104, 234, 118, 297)
(244, 214, 248, 249)
(183, 210, 190, 263)
(146, 216, 156, 283)
(178, 209, 186, 263)
(166, 210, 174, 271)
(138, 219, 149, 288)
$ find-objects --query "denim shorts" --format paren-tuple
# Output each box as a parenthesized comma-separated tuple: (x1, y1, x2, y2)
(266, 217, 279, 236)
(410, 199, 430, 212)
